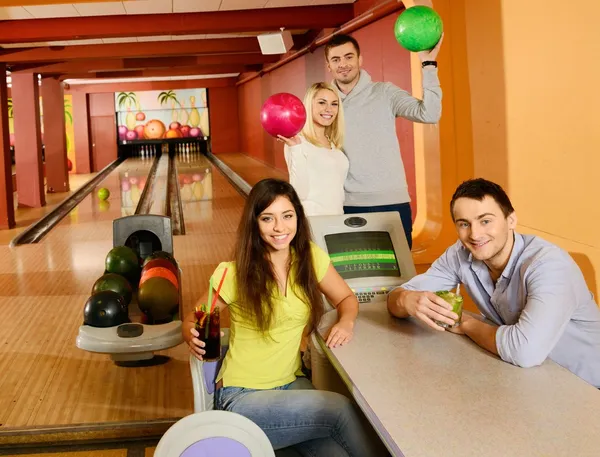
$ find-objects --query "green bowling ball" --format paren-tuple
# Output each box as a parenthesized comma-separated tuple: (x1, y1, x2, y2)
(97, 187, 110, 200)
(105, 245, 140, 282)
(92, 273, 133, 305)
(394, 6, 443, 52)
(138, 277, 179, 323)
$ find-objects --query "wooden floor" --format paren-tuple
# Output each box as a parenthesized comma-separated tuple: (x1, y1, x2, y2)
(217, 152, 288, 186)
(0, 152, 279, 431)
(0, 173, 97, 246)
(1, 443, 156, 456)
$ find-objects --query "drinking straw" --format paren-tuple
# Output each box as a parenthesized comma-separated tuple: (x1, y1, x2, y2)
(204, 276, 214, 340)
(203, 268, 227, 341)
(211, 267, 228, 313)
(206, 276, 213, 314)
(456, 283, 461, 296)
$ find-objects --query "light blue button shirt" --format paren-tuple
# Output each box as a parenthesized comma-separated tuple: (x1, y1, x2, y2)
(402, 233, 600, 387)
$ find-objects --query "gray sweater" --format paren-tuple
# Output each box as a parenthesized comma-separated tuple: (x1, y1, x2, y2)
(336, 69, 442, 206)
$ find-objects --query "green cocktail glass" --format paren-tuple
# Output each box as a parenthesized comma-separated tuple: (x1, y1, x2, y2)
(434, 290, 463, 329)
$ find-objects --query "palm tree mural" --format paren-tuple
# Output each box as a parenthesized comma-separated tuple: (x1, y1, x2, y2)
(158, 90, 180, 107)
(117, 91, 140, 130)
(7, 98, 14, 144)
(64, 98, 73, 125)
(158, 90, 186, 123)
(64, 98, 73, 155)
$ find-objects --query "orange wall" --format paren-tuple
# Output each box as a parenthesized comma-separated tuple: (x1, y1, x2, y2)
(239, 77, 268, 164)
(209, 86, 240, 154)
(410, 0, 476, 263)
(458, 0, 600, 297)
(239, 57, 308, 170)
(237, 13, 418, 216)
(414, 0, 600, 298)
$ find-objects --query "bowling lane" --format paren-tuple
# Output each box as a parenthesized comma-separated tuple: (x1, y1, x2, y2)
(42, 156, 156, 245)
(172, 150, 246, 314)
(0, 151, 251, 429)
(0, 173, 96, 246)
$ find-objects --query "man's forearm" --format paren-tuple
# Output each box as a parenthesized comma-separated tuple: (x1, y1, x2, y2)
(462, 318, 499, 356)
(387, 288, 410, 318)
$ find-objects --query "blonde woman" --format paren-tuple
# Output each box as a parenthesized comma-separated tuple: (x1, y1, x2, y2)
(278, 82, 349, 216)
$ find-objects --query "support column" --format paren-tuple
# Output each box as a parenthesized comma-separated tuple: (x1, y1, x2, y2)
(41, 77, 69, 192)
(12, 72, 45, 208)
(0, 63, 15, 228)
(72, 91, 92, 174)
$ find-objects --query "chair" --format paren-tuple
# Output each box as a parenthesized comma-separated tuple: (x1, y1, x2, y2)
(154, 410, 275, 457)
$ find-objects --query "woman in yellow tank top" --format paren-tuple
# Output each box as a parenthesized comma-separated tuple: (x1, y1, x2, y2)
(183, 179, 384, 457)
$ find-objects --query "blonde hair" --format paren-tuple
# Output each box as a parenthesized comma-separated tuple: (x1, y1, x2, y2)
(301, 82, 345, 150)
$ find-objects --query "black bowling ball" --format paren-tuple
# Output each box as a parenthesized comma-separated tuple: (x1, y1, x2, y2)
(83, 290, 129, 328)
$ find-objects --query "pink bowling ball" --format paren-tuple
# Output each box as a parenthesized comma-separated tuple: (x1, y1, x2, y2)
(260, 93, 307, 138)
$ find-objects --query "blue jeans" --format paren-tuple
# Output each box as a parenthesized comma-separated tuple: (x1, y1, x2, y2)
(344, 203, 413, 249)
(215, 377, 384, 457)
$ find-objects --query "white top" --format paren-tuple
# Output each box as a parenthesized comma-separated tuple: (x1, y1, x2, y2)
(284, 135, 349, 216)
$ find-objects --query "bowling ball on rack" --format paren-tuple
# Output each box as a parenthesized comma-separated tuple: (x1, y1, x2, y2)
(83, 290, 129, 328)
(142, 258, 178, 277)
(394, 5, 443, 52)
(137, 277, 179, 322)
(92, 273, 133, 305)
(105, 246, 140, 282)
(97, 187, 110, 201)
(260, 93, 306, 138)
(67, 158, 73, 172)
(143, 251, 178, 269)
(140, 266, 179, 290)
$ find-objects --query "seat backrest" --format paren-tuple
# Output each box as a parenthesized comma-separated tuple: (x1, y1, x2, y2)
(154, 410, 275, 457)
(190, 329, 230, 413)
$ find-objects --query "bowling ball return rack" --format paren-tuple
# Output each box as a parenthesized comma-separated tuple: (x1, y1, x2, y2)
(76, 215, 184, 367)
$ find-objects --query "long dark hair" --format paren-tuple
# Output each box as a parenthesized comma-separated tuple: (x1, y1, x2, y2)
(233, 179, 323, 335)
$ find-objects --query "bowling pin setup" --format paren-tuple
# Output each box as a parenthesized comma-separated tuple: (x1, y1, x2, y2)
(173, 142, 203, 163)
(127, 141, 204, 161)
(130, 143, 159, 158)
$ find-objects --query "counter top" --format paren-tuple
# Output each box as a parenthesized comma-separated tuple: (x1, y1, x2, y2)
(317, 302, 600, 457)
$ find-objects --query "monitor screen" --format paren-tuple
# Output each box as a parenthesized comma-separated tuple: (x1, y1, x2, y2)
(324, 231, 401, 280)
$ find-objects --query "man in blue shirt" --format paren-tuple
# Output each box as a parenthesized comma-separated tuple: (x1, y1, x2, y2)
(387, 178, 600, 387)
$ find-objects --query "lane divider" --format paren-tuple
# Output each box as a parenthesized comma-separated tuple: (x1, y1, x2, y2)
(10, 157, 125, 246)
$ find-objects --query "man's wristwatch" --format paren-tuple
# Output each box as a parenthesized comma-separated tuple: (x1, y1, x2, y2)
(421, 61, 438, 68)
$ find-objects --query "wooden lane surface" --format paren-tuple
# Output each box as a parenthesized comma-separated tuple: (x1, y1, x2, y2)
(0, 157, 241, 428)
(0, 153, 280, 429)
(0, 173, 96, 246)
(41, 157, 155, 245)
(215, 152, 288, 186)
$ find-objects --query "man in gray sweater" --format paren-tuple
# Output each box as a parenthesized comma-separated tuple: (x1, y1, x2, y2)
(325, 33, 443, 249)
